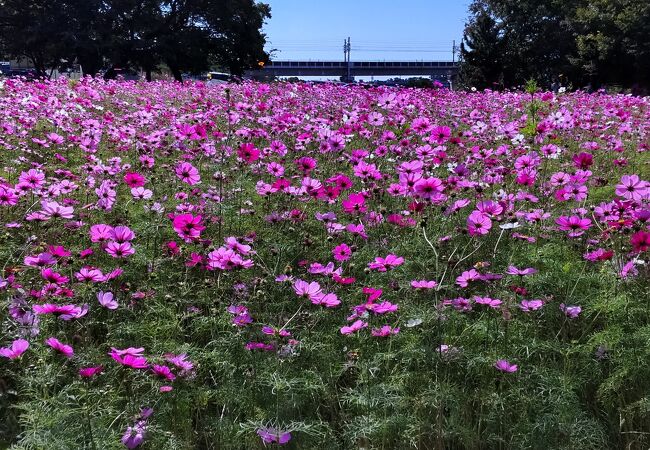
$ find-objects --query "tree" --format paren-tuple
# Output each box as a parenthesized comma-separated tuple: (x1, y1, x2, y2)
(570, 0, 650, 89)
(0, 0, 271, 80)
(0, 0, 76, 77)
(459, 1, 505, 89)
(460, 0, 650, 90)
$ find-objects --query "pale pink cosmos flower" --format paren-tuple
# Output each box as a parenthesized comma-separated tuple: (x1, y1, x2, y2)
(310, 292, 341, 308)
(40, 201, 74, 219)
(519, 299, 544, 312)
(293, 279, 322, 298)
(97, 291, 118, 309)
(560, 303, 582, 319)
(615, 174, 648, 201)
(506, 266, 538, 276)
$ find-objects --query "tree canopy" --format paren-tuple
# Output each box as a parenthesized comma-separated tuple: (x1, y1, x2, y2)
(0, 0, 271, 80)
(460, 0, 650, 91)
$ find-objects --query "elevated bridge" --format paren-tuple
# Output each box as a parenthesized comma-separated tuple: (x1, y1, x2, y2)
(246, 60, 459, 80)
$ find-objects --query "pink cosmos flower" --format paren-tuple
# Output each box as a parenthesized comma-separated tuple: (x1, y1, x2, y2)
(456, 269, 481, 288)
(111, 226, 135, 243)
(110, 350, 148, 369)
(172, 214, 205, 241)
(556, 216, 591, 237)
(245, 342, 275, 351)
(411, 280, 438, 289)
(368, 254, 404, 272)
(560, 303, 582, 319)
(494, 359, 518, 373)
(18, 169, 46, 188)
(257, 428, 291, 445)
(467, 211, 492, 236)
(124, 172, 146, 188)
(340, 320, 368, 335)
(369, 301, 399, 314)
(0, 187, 18, 206)
(371, 325, 400, 337)
(131, 187, 153, 200)
(33, 303, 88, 320)
(175, 162, 200, 185)
(615, 175, 648, 201)
(75, 267, 105, 282)
(45, 337, 74, 358)
(40, 201, 74, 219)
(151, 364, 176, 381)
(237, 143, 260, 163)
(505, 266, 538, 276)
(90, 224, 114, 243)
(332, 243, 352, 261)
(207, 247, 254, 270)
(583, 248, 614, 262)
(310, 292, 341, 308)
(41, 268, 69, 284)
(0, 339, 29, 359)
(79, 365, 104, 378)
(631, 231, 650, 253)
(106, 242, 135, 258)
(473, 296, 502, 308)
(97, 291, 118, 309)
(519, 299, 544, 312)
(293, 279, 322, 298)
(413, 177, 444, 200)
(341, 193, 367, 214)
(164, 353, 195, 373)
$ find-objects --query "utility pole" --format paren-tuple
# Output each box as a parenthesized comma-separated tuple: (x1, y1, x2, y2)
(343, 37, 351, 82)
(452, 40, 456, 64)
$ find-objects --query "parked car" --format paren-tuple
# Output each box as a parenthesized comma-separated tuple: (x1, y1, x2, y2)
(206, 72, 235, 85)
(103, 67, 140, 81)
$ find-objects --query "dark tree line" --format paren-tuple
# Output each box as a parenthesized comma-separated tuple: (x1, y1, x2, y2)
(460, 0, 650, 91)
(0, 0, 271, 81)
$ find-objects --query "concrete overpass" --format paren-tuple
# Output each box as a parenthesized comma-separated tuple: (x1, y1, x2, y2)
(246, 60, 459, 81)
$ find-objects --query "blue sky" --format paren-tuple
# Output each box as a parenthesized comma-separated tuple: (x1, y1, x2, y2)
(262, 0, 470, 62)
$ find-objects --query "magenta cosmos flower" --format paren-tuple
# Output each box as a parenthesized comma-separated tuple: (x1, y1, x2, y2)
(79, 365, 104, 378)
(494, 359, 518, 373)
(556, 215, 592, 237)
(123, 172, 145, 187)
(45, 337, 74, 358)
(467, 211, 492, 236)
(332, 243, 352, 261)
(0, 339, 29, 359)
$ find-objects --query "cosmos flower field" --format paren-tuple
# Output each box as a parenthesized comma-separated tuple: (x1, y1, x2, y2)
(0, 78, 649, 449)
